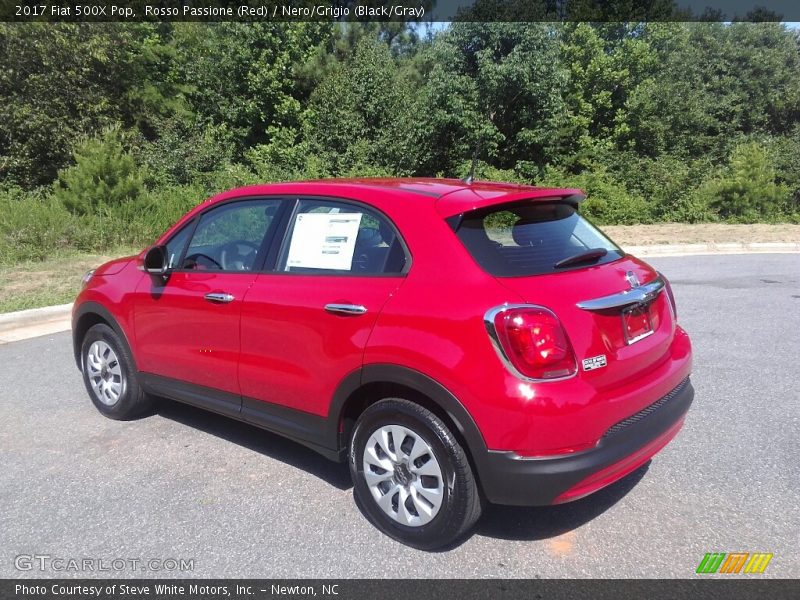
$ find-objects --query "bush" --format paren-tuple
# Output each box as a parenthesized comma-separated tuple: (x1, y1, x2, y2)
(699, 142, 790, 222)
(74, 183, 211, 252)
(54, 127, 144, 216)
(192, 164, 261, 196)
(457, 161, 518, 184)
(599, 152, 715, 223)
(246, 128, 317, 182)
(0, 181, 216, 266)
(537, 165, 653, 225)
(764, 128, 800, 217)
(138, 184, 207, 239)
(0, 187, 79, 263)
(133, 120, 236, 188)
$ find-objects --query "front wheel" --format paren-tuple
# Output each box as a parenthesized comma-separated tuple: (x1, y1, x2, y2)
(80, 323, 154, 420)
(349, 398, 482, 550)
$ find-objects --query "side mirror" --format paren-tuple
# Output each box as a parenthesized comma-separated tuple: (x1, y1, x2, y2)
(144, 245, 170, 279)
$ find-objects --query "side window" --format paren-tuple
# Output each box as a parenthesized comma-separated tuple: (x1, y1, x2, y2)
(180, 200, 281, 272)
(279, 200, 407, 275)
(164, 224, 193, 270)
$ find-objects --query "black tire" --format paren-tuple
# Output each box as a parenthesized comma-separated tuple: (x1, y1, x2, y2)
(80, 323, 154, 420)
(349, 398, 482, 550)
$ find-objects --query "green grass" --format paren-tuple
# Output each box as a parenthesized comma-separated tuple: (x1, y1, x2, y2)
(0, 248, 139, 313)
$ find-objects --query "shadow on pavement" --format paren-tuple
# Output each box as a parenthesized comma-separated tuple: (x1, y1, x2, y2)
(155, 397, 649, 548)
(350, 459, 650, 552)
(155, 398, 352, 491)
(475, 461, 650, 542)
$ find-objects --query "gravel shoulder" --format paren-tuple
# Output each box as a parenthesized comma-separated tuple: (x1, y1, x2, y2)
(604, 223, 800, 246)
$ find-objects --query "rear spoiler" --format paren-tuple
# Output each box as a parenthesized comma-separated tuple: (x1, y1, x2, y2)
(442, 191, 586, 231)
(559, 193, 587, 206)
(436, 188, 586, 219)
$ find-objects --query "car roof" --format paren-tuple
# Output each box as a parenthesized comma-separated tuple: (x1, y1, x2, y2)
(206, 178, 585, 218)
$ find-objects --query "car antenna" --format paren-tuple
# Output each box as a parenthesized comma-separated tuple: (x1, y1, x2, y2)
(462, 136, 482, 185)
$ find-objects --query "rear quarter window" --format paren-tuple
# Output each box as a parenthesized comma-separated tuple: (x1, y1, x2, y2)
(453, 201, 623, 277)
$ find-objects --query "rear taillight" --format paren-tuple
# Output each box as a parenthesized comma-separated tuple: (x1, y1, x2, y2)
(488, 306, 577, 380)
(660, 272, 677, 318)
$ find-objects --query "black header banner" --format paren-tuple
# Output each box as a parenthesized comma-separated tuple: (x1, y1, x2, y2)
(3, 579, 800, 600)
(1, 0, 799, 22)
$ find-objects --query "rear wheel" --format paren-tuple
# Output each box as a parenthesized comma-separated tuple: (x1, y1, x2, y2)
(349, 398, 482, 550)
(80, 323, 154, 420)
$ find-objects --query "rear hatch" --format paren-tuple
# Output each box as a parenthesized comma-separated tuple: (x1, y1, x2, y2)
(452, 200, 676, 392)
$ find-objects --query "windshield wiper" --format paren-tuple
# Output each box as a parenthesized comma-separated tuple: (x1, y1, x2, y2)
(554, 248, 608, 269)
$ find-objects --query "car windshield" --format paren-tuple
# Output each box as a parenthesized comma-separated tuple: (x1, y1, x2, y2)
(452, 201, 624, 277)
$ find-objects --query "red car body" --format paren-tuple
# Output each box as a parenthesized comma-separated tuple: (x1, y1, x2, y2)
(73, 178, 693, 512)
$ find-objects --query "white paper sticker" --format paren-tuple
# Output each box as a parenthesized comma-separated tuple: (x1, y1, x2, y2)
(285, 212, 363, 271)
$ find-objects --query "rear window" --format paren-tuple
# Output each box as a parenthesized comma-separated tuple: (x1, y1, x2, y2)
(453, 201, 623, 277)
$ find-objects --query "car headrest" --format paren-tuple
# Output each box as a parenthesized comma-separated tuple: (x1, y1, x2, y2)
(512, 220, 540, 246)
(378, 221, 395, 245)
(355, 227, 382, 248)
(460, 219, 499, 246)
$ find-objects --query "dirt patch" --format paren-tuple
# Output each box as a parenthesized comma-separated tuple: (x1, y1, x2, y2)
(604, 223, 800, 246)
(546, 531, 576, 557)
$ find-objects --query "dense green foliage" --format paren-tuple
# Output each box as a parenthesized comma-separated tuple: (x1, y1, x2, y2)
(1, 21, 799, 264)
(54, 127, 145, 215)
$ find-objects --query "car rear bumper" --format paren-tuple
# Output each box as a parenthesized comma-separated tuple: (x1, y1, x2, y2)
(478, 377, 694, 506)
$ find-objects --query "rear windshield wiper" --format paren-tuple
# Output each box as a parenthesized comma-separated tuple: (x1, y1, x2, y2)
(554, 248, 608, 269)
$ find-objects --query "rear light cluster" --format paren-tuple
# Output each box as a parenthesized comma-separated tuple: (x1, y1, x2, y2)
(491, 307, 577, 380)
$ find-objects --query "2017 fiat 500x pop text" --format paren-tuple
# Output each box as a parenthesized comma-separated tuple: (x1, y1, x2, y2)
(73, 178, 694, 550)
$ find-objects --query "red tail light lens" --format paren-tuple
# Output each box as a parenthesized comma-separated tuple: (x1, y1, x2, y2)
(492, 307, 577, 380)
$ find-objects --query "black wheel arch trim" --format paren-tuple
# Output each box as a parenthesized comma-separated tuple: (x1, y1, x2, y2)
(328, 364, 491, 475)
(72, 302, 136, 371)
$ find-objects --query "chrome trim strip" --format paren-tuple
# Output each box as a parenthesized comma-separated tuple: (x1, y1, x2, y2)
(624, 327, 655, 345)
(576, 275, 665, 311)
(502, 445, 598, 461)
(483, 304, 577, 383)
(324, 303, 368, 316)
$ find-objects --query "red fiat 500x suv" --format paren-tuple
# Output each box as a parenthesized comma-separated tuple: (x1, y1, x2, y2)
(73, 179, 693, 549)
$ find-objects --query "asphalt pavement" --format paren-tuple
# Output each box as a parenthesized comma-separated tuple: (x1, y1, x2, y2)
(1, 253, 797, 578)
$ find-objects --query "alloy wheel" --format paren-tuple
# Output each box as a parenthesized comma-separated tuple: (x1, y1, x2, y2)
(362, 424, 444, 526)
(85, 340, 124, 406)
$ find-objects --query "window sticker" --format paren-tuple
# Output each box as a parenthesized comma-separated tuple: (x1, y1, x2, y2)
(286, 212, 363, 271)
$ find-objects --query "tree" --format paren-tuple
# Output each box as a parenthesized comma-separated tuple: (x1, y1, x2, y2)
(170, 22, 330, 155)
(557, 23, 657, 170)
(430, 23, 568, 172)
(54, 128, 143, 215)
(0, 23, 187, 187)
(414, 38, 485, 177)
(620, 23, 800, 161)
(701, 142, 790, 220)
(305, 38, 422, 176)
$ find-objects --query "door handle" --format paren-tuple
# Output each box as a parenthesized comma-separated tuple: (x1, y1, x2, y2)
(324, 303, 368, 316)
(204, 292, 235, 304)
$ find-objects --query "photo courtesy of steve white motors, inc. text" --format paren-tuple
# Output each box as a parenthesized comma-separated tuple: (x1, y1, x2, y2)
(13, 583, 340, 597)
(14, 3, 427, 19)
